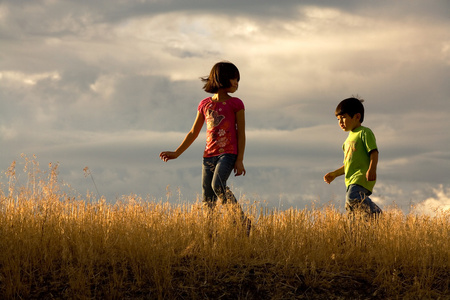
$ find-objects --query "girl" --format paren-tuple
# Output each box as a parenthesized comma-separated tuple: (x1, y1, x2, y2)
(159, 61, 246, 211)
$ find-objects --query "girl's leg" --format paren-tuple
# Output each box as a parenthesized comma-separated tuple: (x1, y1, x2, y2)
(202, 156, 218, 209)
(211, 154, 251, 234)
(203, 155, 251, 236)
(211, 154, 237, 203)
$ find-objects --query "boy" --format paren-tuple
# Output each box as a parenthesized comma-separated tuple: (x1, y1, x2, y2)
(324, 97, 382, 216)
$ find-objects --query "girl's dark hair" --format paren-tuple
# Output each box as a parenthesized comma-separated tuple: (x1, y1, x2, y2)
(201, 61, 240, 93)
(335, 97, 365, 123)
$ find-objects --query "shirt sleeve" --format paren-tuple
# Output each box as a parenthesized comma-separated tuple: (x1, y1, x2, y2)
(197, 98, 209, 115)
(362, 128, 378, 153)
(231, 98, 245, 112)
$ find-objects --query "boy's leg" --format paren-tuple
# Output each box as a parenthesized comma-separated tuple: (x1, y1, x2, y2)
(346, 184, 382, 215)
(368, 200, 382, 215)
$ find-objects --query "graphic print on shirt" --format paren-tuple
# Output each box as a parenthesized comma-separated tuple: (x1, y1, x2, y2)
(206, 108, 225, 129)
(344, 141, 356, 163)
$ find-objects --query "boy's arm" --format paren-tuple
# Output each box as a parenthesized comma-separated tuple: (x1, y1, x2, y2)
(366, 150, 378, 181)
(324, 165, 345, 184)
(234, 109, 246, 176)
(159, 112, 204, 162)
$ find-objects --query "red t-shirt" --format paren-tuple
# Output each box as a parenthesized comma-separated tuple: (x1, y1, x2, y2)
(197, 97, 245, 158)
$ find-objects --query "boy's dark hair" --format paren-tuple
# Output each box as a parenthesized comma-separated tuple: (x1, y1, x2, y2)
(201, 61, 240, 93)
(335, 97, 365, 123)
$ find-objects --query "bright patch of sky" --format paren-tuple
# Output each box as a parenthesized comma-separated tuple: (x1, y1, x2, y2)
(1, 0, 449, 215)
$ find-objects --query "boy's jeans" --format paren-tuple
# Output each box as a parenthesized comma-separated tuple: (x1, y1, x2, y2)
(346, 184, 382, 215)
(202, 154, 237, 207)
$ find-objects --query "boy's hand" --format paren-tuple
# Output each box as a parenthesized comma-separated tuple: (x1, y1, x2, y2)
(159, 151, 178, 162)
(323, 172, 336, 184)
(324, 166, 344, 184)
(366, 169, 377, 181)
(234, 160, 246, 176)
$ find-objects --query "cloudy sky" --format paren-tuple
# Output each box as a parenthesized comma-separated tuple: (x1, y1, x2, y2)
(1, 0, 449, 214)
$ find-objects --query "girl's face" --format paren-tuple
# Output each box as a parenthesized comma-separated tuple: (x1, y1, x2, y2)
(228, 78, 239, 93)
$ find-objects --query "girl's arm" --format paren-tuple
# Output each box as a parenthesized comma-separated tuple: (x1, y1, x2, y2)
(159, 112, 204, 162)
(366, 150, 378, 181)
(323, 165, 344, 184)
(234, 109, 246, 176)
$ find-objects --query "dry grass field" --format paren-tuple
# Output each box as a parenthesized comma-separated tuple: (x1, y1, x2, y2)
(1, 159, 449, 299)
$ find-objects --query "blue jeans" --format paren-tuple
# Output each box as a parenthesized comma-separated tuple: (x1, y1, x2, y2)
(202, 154, 237, 208)
(346, 184, 382, 215)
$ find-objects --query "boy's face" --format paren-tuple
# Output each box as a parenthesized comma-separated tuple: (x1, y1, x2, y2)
(336, 113, 361, 132)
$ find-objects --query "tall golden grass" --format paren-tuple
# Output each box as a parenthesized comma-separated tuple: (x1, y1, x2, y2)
(0, 158, 449, 299)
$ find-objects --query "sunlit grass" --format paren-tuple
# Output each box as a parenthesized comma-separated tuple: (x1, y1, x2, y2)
(0, 158, 449, 299)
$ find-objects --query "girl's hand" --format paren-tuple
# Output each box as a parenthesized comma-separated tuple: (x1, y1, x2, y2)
(234, 160, 246, 176)
(159, 151, 178, 162)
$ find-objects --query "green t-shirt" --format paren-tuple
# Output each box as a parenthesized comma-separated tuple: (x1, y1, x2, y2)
(342, 126, 378, 192)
